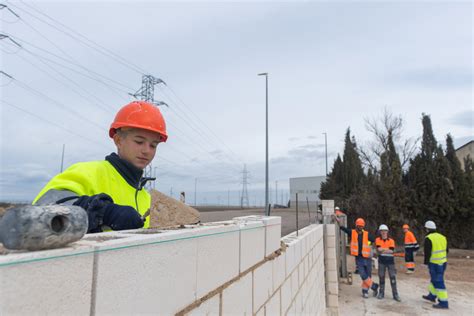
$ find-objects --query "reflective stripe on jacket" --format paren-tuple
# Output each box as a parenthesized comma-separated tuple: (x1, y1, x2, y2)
(404, 230, 418, 248)
(427, 232, 447, 265)
(33, 160, 151, 228)
(350, 230, 371, 258)
(375, 237, 395, 257)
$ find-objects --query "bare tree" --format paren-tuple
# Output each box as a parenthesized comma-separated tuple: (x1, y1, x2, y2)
(360, 108, 419, 171)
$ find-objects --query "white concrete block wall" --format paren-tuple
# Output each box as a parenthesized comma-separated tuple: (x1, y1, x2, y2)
(239, 221, 265, 273)
(93, 231, 200, 315)
(195, 225, 240, 298)
(221, 273, 252, 315)
(0, 217, 337, 316)
(187, 293, 220, 316)
(253, 261, 273, 312)
(0, 244, 95, 315)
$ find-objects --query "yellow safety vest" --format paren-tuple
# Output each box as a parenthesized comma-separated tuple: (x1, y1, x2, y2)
(33, 160, 151, 228)
(427, 232, 447, 265)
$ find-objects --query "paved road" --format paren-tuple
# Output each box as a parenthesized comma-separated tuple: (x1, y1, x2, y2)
(198, 207, 320, 236)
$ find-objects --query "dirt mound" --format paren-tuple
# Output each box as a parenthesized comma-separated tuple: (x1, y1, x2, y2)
(149, 189, 200, 228)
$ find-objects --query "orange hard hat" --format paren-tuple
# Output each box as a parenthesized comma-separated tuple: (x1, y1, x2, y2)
(355, 218, 365, 227)
(403, 224, 409, 229)
(109, 101, 168, 142)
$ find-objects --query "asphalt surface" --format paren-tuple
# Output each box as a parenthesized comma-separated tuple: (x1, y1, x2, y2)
(198, 207, 321, 236)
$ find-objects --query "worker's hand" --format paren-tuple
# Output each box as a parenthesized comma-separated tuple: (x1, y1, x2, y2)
(74, 193, 113, 211)
(73, 194, 114, 233)
(103, 204, 144, 231)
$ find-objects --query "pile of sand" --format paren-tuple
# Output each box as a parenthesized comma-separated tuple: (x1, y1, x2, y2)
(149, 189, 200, 228)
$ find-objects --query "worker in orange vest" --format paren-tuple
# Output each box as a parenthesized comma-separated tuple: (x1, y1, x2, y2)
(334, 216, 379, 298)
(403, 224, 419, 273)
(376, 224, 401, 301)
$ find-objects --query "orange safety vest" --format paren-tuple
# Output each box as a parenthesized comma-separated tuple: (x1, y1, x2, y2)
(404, 231, 417, 245)
(375, 237, 395, 257)
(350, 230, 371, 258)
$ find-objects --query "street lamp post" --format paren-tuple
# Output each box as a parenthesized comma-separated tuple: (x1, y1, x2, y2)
(258, 72, 269, 216)
(323, 132, 328, 176)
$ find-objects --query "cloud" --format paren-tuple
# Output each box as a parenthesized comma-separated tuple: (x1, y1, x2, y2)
(307, 135, 317, 140)
(288, 137, 300, 141)
(388, 67, 472, 89)
(209, 150, 223, 155)
(448, 110, 473, 129)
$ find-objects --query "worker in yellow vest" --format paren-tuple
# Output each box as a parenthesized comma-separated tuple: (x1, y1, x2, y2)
(403, 224, 419, 273)
(375, 224, 401, 302)
(334, 216, 379, 298)
(33, 101, 168, 233)
(422, 220, 449, 309)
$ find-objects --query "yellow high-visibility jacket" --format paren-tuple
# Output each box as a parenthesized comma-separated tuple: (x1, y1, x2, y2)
(33, 160, 151, 228)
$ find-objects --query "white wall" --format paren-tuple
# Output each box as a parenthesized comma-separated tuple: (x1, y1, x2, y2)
(0, 217, 338, 316)
(289, 176, 326, 206)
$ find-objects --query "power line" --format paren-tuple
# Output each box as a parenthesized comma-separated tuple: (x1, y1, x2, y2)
(2, 100, 107, 148)
(5, 1, 245, 180)
(10, 0, 146, 74)
(11, 1, 244, 169)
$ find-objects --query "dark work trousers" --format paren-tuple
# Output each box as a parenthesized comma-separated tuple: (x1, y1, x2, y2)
(405, 248, 416, 271)
(378, 262, 398, 296)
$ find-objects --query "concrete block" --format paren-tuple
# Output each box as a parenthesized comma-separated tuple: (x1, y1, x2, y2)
(196, 226, 240, 298)
(222, 272, 252, 316)
(94, 231, 199, 315)
(233, 215, 281, 257)
(280, 278, 292, 314)
(239, 221, 265, 272)
(327, 294, 338, 308)
(285, 243, 296, 274)
(265, 290, 281, 316)
(328, 282, 338, 295)
(326, 236, 336, 248)
(253, 261, 273, 312)
(187, 294, 220, 316)
(0, 244, 94, 315)
(327, 269, 338, 283)
(326, 224, 336, 237)
(326, 247, 336, 260)
(263, 216, 282, 256)
(290, 269, 299, 300)
(272, 252, 286, 292)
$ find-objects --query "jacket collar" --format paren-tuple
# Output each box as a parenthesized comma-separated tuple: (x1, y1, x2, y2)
(106, 152, 143, 189)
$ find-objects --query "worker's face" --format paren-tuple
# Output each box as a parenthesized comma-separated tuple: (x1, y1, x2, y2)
(114, 128, 162, 170)
(403, 228, 408, 233)
(356, 225, 364, 232)
(380, 230, 388, 239)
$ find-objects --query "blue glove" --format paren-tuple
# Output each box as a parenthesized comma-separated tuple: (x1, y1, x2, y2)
(102, 204, 144, 231)
(73, 194, 113, 233)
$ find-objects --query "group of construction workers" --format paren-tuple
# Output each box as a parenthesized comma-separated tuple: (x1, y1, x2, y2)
(334, 211, 449, 309)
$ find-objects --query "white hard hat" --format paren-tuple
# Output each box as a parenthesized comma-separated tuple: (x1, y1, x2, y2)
(378, 224, 389, 231)
(424, 220, 436, 230)
(335, 206, 340, 210)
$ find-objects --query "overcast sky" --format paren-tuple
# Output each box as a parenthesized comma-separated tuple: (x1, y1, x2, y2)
(1, 1, 472, 204)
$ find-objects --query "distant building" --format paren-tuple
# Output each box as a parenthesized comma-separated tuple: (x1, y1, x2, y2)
(289, 176, 326, 208)
(456, 140, 474, 171)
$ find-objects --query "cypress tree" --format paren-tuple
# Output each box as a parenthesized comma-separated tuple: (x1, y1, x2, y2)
(342, 128, 364, 198)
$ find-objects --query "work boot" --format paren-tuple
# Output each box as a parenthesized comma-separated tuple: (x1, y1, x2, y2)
(393, 293, 401, 302)
(371, 282, 379, 297)
(377, 284, 385, 299)
(362, 292, 369, 299)
(422, 294, 436, 302)
(405, 270, 414, 274)
(433, 303, 449, 309)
